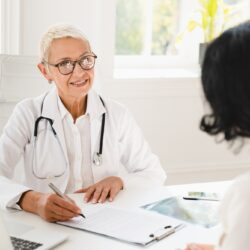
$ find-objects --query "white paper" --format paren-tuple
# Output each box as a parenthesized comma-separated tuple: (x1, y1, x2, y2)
(58, 205, 182, 245)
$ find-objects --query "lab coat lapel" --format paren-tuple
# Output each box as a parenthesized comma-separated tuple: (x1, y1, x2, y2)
(41, 87, 69, 167)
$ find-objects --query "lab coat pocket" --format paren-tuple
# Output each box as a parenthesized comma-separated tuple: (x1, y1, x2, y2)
(24, 128, 67, 180)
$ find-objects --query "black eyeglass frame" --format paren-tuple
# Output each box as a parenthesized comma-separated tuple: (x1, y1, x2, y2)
(43, 53, 97, 75)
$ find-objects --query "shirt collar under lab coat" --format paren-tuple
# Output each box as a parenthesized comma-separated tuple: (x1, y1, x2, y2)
(41, 86, 106, 121)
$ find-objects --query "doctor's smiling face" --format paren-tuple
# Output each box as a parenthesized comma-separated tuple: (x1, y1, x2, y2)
(38, 37, 95, 106)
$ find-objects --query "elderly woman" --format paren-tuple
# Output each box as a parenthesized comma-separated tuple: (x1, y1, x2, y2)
(0, 24, 166, 222)
(186, 21, 250, 250)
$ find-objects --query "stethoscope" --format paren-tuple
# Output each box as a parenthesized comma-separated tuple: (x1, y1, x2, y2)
(93, 97, 105, 166)
(32, 92, 105, 179)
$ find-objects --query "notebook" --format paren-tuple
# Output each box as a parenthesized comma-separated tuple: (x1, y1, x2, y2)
(58, 204, 185, 246)
(0, 213, 68, 250)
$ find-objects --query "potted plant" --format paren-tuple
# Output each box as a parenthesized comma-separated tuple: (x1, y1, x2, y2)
(176, 0, 245, 64)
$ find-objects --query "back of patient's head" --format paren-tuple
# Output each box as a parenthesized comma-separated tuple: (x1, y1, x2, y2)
(200, 21, 250, 141)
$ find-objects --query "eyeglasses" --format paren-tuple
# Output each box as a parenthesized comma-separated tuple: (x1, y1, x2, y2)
(43, 53, 97, 75)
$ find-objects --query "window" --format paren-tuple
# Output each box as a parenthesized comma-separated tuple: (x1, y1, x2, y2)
(115, 0, 180, 56)
(115, 0, 250, 70)
(0, 0, 20, 55)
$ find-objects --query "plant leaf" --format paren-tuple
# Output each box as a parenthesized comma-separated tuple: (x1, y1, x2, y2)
(187, 20, 200, 31)
(207, 0, 218, 17)
(175, 33, 184, 44)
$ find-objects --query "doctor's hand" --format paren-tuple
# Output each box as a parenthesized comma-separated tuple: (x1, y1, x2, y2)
(75, 176, 124, 203)
(19, 191, 82, 222)
(185, 244, 214, 250)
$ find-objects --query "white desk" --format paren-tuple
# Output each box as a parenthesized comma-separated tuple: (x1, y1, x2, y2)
(2, 181, 232, 250)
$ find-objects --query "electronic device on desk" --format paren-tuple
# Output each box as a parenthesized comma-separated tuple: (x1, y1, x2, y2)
(0, 213, 68, 250)
(183, 191, 221, 201)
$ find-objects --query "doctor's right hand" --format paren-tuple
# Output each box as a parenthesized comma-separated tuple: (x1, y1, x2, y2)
(18, 190, 81, 222)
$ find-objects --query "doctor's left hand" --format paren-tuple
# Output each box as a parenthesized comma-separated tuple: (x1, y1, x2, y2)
(75, 176, 124, 203)
(185, 244, 214, 250)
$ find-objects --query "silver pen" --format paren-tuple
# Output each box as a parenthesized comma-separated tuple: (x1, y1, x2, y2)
(49, 182, 86, 219)
(183, 196, 219, 201)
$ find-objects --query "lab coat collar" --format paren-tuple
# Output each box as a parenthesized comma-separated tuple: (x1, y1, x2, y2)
(41, 86, 61, 120)
(85, 90, 106, 120)
(48, 87, 106, 121)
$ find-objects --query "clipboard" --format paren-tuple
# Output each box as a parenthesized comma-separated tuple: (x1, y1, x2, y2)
(57, 205, 185, 246)
(146, 224, 185, 245)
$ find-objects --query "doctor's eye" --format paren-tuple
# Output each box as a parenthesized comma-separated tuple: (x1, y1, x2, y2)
(79, 56, 95, 69)
(58, 60, 74, 69)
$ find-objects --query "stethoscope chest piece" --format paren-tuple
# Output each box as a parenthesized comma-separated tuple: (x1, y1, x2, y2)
(93, 152, 102, 166)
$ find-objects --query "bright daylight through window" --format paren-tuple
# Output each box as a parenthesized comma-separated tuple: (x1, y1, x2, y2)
(116, 0, 180, 56)
(115, 0, 250, 71)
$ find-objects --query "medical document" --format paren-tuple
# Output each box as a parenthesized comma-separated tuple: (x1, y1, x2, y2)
(142, 196, 219, 228)
(57, 205, 183, 245)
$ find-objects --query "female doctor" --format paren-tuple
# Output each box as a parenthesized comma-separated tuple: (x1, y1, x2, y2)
(0, 24, 166, 222)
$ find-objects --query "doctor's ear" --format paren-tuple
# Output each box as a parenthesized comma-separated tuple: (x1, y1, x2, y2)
(37, 63, 52, 83)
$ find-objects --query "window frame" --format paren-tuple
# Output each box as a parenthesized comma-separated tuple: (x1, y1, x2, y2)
(0, 0, 20, 54)
(114, 0, 199, 71)
(114, 0, 250, 74)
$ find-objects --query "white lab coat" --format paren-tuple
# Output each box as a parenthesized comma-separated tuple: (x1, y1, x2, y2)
(0, 87, 166, 209)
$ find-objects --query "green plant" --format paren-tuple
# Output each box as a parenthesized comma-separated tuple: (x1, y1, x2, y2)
(177, 0, 241, 43)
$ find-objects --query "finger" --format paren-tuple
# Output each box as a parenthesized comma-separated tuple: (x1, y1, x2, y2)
(51, 202, 78, 218)
(98, 187, 110, 203)
(84, 186, 96, 202)
(91, 187, 103, 203)
(185, 244, 202, 250)
(74, 187, 89, 193)
(74, 188, 90, 203)
(50, 211, 75, 222)
(52, 195, 81, 215)
(39, 202, 74, 222)
(109, 186, 120, 202)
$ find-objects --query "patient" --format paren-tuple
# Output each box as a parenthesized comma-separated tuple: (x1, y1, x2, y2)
(186, 21, 250, 250)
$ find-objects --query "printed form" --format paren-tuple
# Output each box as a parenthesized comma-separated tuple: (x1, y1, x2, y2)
(58, 204, 184, 245)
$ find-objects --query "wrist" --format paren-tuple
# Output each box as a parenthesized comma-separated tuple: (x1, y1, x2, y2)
(18, 190, 42, 214)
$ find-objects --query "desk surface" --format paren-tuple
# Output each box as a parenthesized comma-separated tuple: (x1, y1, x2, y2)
(2, 181, 232, 250)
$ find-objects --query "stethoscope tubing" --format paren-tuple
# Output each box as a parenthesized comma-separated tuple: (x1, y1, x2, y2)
(98, 97, 105, 155)
(32, 93, 106, 179)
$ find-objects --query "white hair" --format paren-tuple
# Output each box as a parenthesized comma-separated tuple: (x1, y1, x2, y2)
(39, 24, 91, 62)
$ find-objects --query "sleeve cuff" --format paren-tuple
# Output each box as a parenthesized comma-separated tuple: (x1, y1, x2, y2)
(6, 189, 32, 210)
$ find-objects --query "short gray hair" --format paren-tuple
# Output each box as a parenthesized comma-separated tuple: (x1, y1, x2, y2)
(39, 24, 91, 62)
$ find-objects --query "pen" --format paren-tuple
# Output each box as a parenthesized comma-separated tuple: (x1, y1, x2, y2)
(48, 182, 86, 219)
(183, 197, 219, 201)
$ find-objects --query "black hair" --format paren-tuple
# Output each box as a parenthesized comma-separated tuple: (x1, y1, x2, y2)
(200, 21, 250, 141)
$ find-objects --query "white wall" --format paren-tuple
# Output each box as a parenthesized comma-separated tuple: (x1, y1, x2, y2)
(0, 0, 250, 185)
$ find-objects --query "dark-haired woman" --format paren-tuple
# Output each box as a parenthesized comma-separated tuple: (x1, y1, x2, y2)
(186, 21, 250, 250)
